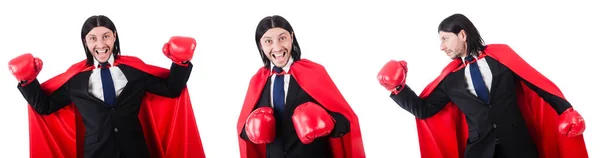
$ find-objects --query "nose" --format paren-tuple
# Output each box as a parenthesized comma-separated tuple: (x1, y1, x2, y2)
(93, 38, 108, 47)
(440, 43, 446, 51)
(272, 40, 284, 52)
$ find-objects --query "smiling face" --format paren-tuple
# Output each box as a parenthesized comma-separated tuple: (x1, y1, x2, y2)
(85, 26, 116, 63)
(259, 27, 293, 68)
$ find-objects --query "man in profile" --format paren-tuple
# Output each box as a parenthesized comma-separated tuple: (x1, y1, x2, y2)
(377, 13, 588, 158)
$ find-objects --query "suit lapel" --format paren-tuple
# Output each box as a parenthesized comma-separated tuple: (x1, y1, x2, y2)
(114, 65, 133, 105)
(80, 66, 133, 108)
(451, 68, 486, 105)
(286, 76, 300, 108)
(73, 71, 108, 106)
(261, 78, 272, 107)
(485, 56, 501, 100)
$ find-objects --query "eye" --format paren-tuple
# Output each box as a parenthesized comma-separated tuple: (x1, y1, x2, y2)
(103, 35, 110, 39)
(264, 39, 272, 44)
(279, 37, 286, 41)
(89, 37, 96, 41)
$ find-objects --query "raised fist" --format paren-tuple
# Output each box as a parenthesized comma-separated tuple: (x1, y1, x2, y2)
(9, 53, 43, 85)
(377, 60, 407, 94)
(163, 36, 196, 66)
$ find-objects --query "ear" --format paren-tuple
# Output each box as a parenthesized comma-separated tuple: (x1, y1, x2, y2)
(458, 29, 467, 42)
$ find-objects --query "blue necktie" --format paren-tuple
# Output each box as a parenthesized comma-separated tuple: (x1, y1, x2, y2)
(465, 56, 490, 104)
(99, 63, 116, 106)
(272, 67, 285, 119)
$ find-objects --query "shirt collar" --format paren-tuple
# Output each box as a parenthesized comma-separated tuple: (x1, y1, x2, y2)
(271, 57, 294, 73)
(461, 53, 480, 65)
(94, 54, 115, 66)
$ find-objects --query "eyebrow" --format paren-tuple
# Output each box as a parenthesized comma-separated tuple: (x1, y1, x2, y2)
(262, 32, 289, 40)
(87, 31, 112, 37)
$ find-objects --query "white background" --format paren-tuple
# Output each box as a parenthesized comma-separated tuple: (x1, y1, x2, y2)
(0, 0, 598, 157)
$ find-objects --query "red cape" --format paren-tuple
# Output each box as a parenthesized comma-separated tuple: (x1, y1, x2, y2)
(414, 44, 588, 158)
(27, 55, 205, 158)
(236, 59, 365, 158)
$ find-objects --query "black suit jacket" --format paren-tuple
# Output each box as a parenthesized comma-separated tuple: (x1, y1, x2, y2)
(240, 76, 350, 158)
(18, 63, 192, 158)
(391, 57, 572, 158)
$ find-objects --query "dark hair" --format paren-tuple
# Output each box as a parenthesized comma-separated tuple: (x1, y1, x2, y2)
(438, 13, 485, 56)
(255, 15, 301, 68)
(81, 15, 120, 65)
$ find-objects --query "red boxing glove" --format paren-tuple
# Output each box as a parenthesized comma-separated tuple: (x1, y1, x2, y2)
(377, 60, 407, 94)
(558, 107, 585, 137)
(245, 107, 276, 144)
(292, 102, 335, 144)
(8, 53, 43, 86)
(163, 36, 196, 66)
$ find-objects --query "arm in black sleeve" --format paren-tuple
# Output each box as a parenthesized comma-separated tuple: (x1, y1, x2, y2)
(518, 75, 572, 115)
(145, 62, 193, 98)
(240, 127, 250, 141)
(304, 99, 350, 138)
(390, 84, 451, 119)
(17, 79, 71, 115)
(327, 111, 350, 138)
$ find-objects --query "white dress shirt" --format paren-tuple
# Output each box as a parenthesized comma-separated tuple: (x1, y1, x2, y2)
(269, 57, 294, 107)
(462, 54, 493, 97)
(89, 55, 128, 102)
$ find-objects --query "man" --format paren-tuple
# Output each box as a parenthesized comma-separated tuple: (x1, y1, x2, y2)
(236, 15, 365, 158)
(8, 15, 205, 158)
(377, 13, 588, 158)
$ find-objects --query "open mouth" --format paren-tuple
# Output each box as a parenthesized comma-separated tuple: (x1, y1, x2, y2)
(95, 48, 109, 55)
(271, 51, 287, 61)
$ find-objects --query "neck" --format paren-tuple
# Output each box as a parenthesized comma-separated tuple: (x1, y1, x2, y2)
(94, 54, 115, 66)
(271, 57, 294, 72)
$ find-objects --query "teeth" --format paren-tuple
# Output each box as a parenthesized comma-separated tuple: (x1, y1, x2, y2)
(272, 51, 286, 59)
(95, 49, 108, 54)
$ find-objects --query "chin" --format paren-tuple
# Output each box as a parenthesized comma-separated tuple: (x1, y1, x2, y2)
(270, 61, 284, 68)
(270, 58, 289, 67)
(272, 63, 284, 67)
(94, 56, 110, 63)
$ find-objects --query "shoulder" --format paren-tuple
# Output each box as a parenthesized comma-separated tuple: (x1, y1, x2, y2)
(295, 59, 324, 68)
(485, 43, 511, 49)
(117, 63, 142, 74)
(292, 58, 327, 73)
(115, 55, 156, 76)
(115, 55, 149, 70)
(443, 67, 461, 83)
(61, 59, 90, 79)
(116, 55, 145, 64)
(484, 43, 516, 55)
